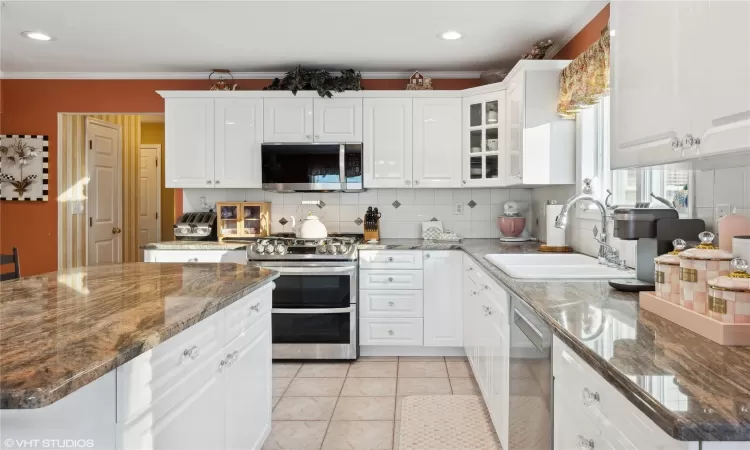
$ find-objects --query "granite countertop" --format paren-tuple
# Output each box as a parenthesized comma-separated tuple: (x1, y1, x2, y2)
(140, 241, 248, 250)
(0, 263, 278, 409)
(366, 239, 750, 441)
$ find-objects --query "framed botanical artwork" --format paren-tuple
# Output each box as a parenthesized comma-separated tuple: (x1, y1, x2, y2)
(0, 135, 49, 201)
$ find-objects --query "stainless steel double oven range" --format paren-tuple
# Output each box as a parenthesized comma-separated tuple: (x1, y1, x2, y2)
(247, 235, 361, 360)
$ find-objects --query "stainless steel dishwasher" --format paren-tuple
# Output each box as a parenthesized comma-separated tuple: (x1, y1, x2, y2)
(508, 295, 552, 450)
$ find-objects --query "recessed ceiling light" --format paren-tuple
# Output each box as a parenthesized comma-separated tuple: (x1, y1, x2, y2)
(439, 31, 463, 41)
(21, 31, 53, 41)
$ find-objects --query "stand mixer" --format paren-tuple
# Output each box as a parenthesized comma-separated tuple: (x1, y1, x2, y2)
(498, 201, 533, 242)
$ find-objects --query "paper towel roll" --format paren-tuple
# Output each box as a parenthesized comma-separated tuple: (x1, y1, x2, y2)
(546, 204, 566, 247)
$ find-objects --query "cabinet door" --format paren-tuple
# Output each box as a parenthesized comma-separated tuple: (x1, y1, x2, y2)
(423, 251, 463, 347)
(697, 0, 750, 157)
(225, 314, 272, 450)
(314, 98, 362, 142)
(263, 98, 314, 142)
(165, 98, 214, 188)
(505, 78, 524, 184)
(463, 91, 506, 187)
(363, 98, 413, 188)
(214, 98, 263, 188)
(117, 350, 226, 450)
(610, 1, 687, 169)
(463, 267, 478, 368)
(413, 98, 462, 188)
(489, 311, 510, 450)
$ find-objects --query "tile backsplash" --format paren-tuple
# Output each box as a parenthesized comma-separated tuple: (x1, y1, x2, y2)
(183, 188, 532, 239)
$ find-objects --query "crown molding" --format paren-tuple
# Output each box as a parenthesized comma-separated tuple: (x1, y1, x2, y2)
(1, 70, 483, 80)
(545, 0, 608, 59)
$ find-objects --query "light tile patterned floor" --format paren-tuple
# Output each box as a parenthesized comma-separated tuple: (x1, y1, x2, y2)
(263, 356, 483, 450)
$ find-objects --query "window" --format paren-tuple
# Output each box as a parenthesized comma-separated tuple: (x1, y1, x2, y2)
(578, 96, 690, 215)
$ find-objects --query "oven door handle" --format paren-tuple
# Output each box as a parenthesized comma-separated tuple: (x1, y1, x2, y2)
(261, 266, 356, 274)
(272, 306, 355, 314)
(339, 143, 346, 186)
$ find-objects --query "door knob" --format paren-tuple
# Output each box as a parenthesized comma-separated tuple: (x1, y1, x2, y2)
(111, 227, 122, 234)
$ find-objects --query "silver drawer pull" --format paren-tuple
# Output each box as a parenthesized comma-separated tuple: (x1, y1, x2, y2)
(481, 284, 489, 290)
(249, 302, 261, 314)
(388, 257, 394, 262)
(388, 301, 395, 307)
(219, 359, 228, 372)
(425, 253, 431, 259)
(582, 387, 600, 406)
(183, 345, 200, 360)
(467, 267, 474, 272)
(232, 351, 239, 364)
(225, 353, 234, 367)
(577, 435, 595, 450)
(388, 330, 394, 336)
(388, 277, 394, 282)
(187, 258, 198, 262)
(483, 305, 492, 316)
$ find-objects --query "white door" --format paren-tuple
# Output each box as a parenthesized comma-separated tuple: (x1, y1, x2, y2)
(413, 98, 462, 188)
(225, 315, 272, 450)
(117, 350, 226, 450)
(463, 91, 507, 187)
(138, 145, 160, 262)
(505, 77, 524, 184)
(215, 98, 263, 188)
(697, 0, 750, 157)
(363, 98, 413, 188)
(164, 98, 215, 187)
(87, 119, 122, 265)
(314, 98, 362, 142)
(423, 251, 463, 347)
(610, 1, 686, 169)
(263, 98, 313, 142)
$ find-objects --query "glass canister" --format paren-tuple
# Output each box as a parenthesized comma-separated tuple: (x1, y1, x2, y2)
(654, 239, 686, 304)
(678, 232, 734, 314)
(707, 258, 750, 323)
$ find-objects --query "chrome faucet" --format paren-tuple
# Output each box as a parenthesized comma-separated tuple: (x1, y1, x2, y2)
(554, 178, 623, 267)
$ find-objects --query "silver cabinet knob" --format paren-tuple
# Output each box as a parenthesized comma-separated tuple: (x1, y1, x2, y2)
(388, 301, 395, 307)
(683, 133, 701, 149)
(215, 180, 220, 185)
(306, 134, 312, 140)
(582, 387, 600, 406)
(425, 253, 431, 259)
(481, 284, 489, 290)
(249, 302, 261, 314)
(467, 267, 474, 272)
(405, 180, 411, 186)
(483, 305, 492, 316)
(183, 345, 200, 360)
(670, 137, 683, 152)
(219, 359, 228, 372)
(463, 180, 467, 185)
(206, 180, 212, 184)
(388, 257, 394, 262)
(577, 435, 595, 450)
(187, 258, 198, 262)
(225, 353, 234, 367)
(388, 277, 394, 282)
(414, 180, 420, 186)
(232, 351, 239, 364)
(388, 330, 394, 336)
(314, 135, 320, 140)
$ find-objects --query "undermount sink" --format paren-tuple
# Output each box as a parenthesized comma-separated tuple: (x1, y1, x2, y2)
(484, 253, 635, 280)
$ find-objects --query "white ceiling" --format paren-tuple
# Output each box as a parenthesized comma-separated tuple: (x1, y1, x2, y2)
(0, 1, 606, 77)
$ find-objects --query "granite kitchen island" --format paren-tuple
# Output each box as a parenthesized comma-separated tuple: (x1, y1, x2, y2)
(0, 263, 278, 450)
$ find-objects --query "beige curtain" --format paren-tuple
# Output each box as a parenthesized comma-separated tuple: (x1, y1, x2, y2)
(558, 27, 610, 119)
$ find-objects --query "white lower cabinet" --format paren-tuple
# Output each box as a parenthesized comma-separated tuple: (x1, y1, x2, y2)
(143, 249, 247, 264)
(423, 251, 463, 347)
(360, 318, 424, 346)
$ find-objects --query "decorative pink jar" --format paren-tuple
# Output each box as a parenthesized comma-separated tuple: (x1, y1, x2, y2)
(678, 232, 734, 314)
(707, 258, 750, 323)
(654, 239, 686, 304)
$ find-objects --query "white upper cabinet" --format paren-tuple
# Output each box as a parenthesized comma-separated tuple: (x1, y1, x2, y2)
(610, 0, 686, 169)
(504, 64, 575, 185)
(463, 91, 507, 187)
(214, 99, 263, 188)
(314, 98, 363, 142)
(165, 98, 215, 188)
(413, 98, 462, 188)
(363, 98, 413, 188)
(263, 98, 314, 142)
(423, 251, 463, 347)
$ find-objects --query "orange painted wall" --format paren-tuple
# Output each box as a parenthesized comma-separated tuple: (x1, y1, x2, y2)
(0, 78, 480, 275)
(554, 4, 610, 60)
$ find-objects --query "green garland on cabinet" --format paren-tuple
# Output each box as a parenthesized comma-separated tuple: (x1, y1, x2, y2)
(263, 66, 362, 98)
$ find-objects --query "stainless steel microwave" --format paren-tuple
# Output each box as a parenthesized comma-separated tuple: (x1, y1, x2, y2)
(261, 143, 363, 192)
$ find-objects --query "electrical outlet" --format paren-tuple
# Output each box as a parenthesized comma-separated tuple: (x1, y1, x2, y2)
(71, 201, 85, 215)
(454, 202, 463, 215)
(716, 204, 732, 220)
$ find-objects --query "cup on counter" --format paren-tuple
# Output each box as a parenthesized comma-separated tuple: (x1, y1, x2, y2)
(734, 236, 750, 262)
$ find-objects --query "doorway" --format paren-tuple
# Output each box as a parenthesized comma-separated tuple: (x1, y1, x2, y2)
(87, 118, 123, 265)
(138, 144, 161, 261)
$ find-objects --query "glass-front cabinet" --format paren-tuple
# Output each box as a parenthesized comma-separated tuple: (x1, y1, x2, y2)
(217, 202, 271, 241)
(462, 91, 507, 187)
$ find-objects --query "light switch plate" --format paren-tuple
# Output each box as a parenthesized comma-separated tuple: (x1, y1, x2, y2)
(454, 203, 463, 215)
(71, 201, 85, 215)
(716, 204, 731, 220)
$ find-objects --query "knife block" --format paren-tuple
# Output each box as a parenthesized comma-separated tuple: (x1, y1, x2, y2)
(364, 225, 380, 242)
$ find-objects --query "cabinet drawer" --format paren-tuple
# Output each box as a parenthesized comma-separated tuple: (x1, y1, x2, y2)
(360, 270, 423, 290)
(360, 318, 423, 346)
(554, 391, 603, 450)
(116, 312, 224, 423)
(359, 251, 423, 270)
(224, 283, 274, 344)
(360, 289, 423, 318)
(553, 337, 688, 450)
(144, 250, 246, 264)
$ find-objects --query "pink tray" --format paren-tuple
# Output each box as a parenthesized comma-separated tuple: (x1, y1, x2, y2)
(639, 291, 750, 346)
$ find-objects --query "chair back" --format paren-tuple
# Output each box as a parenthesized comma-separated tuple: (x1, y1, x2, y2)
(0, 248, 21, 281)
